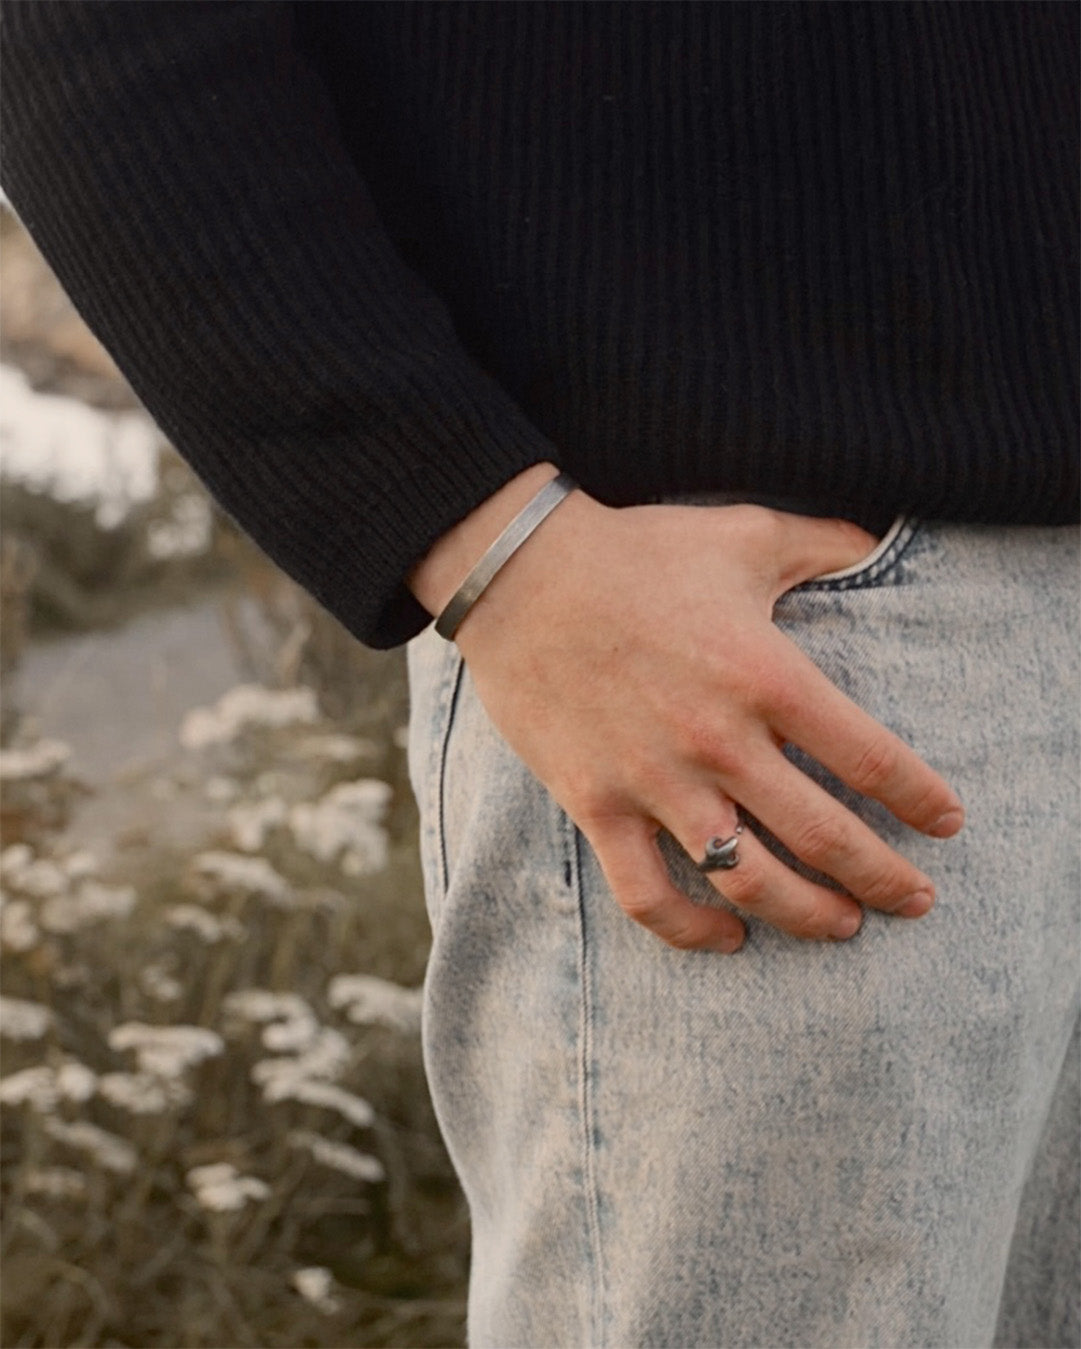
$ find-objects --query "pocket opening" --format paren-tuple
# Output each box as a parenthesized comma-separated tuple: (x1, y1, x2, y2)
(812, 514, 909, 583)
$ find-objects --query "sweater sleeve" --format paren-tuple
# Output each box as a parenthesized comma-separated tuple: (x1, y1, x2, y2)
(0, 0, 556, 648)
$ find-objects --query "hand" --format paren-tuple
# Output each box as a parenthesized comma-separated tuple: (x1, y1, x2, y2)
(414, 475, 964, 952)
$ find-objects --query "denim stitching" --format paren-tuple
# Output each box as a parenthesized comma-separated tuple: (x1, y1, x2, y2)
(800, 519, 922, 592)
(569, 818, 606, 1348)
(434, 648, 465, 901)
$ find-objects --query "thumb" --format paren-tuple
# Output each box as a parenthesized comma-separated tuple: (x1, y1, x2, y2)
(768, 512, 880, 593)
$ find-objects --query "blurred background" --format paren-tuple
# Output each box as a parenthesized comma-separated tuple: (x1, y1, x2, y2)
(0, 202, 469, 1348)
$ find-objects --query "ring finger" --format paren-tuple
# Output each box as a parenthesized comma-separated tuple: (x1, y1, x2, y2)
(661, 796, 866, 943)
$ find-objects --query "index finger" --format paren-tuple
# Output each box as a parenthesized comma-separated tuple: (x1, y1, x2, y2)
(767, 644, 964, 837)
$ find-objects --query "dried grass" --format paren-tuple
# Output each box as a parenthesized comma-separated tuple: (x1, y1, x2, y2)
(1, 680, 468, 1349)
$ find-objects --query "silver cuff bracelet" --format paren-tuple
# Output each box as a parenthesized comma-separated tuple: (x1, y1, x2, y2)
(434, 472, 577, 640)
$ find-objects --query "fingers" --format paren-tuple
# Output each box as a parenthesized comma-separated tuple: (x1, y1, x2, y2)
(732, 750, 937, 916)
(582, 626, 961, 951)
(587, 815, 747, 953)
(768, 644, 964, 836)
(586, 803, 872, 951)
(668, 814, 867, 943)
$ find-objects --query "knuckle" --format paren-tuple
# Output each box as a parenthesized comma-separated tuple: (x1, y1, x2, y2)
(574, 785, 627, 832)
(618, 890, 662, 926)
(851, 738, 901, 795)
(722, 502, 776, 546)
(908, 778, 953, 828)
(699, 733, 744, 779)
(672, 713, 740, 773)
(618, 894, 704, 950)
(858, 864, 917, 908)
(718, 864, 766, 911)
(788, 901, 841, 942)
(754, 666, 797, 719)
(665, 921, 705, 951)
(790, 813, 852, 866)
(625, 752, 680, 805)
(707, 733, 745, 779)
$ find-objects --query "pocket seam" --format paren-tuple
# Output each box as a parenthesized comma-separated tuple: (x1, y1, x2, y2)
(433, 647, 466, 902)
(798, 516, 922, 592)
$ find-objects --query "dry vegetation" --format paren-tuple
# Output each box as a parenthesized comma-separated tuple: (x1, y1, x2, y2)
(0, 673, 469, 1349)
(0, 207, 469, 1348)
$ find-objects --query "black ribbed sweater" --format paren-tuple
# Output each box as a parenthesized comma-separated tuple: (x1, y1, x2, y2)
(2, 2, 1077, 647)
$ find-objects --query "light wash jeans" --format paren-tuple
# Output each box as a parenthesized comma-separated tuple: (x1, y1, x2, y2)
(407, 518, 1080, 1349)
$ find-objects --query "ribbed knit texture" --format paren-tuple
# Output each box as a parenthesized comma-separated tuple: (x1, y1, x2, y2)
(2, 2, 1077, 647)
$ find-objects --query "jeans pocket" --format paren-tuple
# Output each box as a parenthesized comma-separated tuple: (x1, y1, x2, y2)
(797, 515, 921, 591)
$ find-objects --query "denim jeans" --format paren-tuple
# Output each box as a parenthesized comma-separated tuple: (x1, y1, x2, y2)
(407, 518, 1080, 1349)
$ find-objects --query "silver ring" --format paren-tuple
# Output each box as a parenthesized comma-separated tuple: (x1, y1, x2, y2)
(697, 825, 744, 873)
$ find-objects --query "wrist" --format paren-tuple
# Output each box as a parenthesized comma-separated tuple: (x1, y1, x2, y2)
(407, 462, 563, 616)
(451, 483, 611, 654)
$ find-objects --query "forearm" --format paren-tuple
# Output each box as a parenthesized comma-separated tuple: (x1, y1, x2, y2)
(0, 1, 553, 650)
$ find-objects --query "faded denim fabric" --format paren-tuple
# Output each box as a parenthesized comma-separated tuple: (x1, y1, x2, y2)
(407, 520, 1080, 1349)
